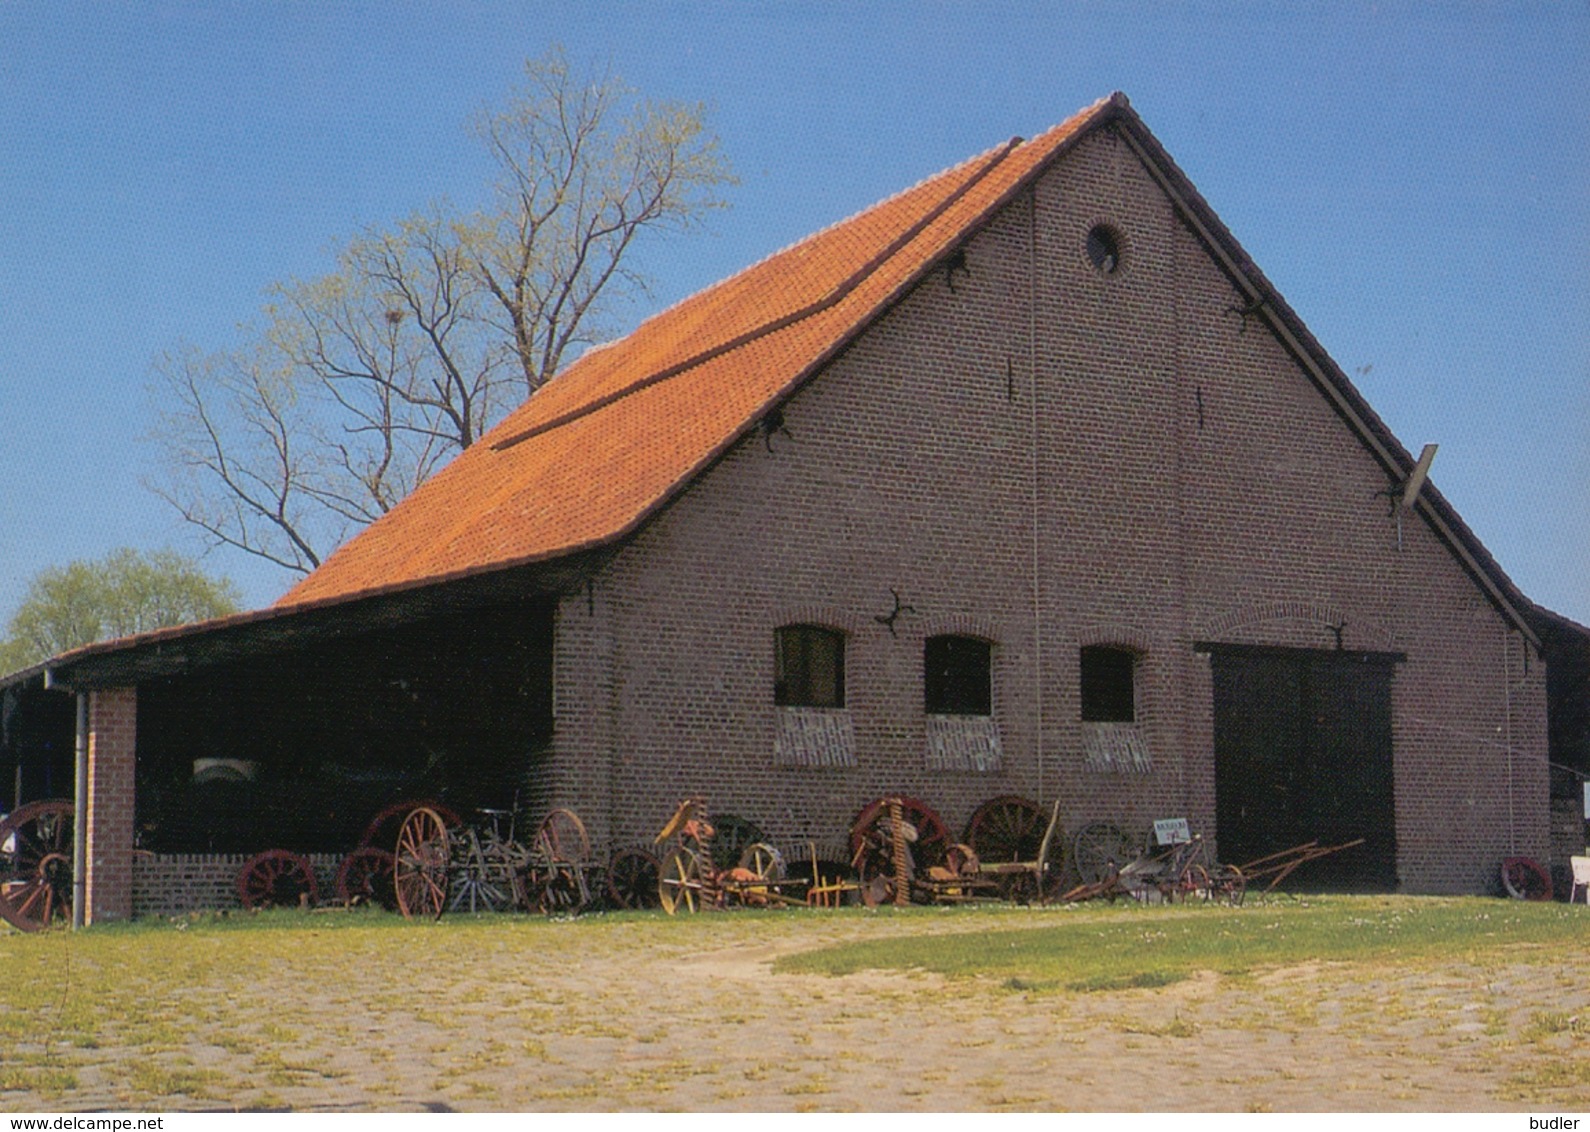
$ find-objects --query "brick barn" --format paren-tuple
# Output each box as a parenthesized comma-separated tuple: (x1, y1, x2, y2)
(0, 94, 1561, 921)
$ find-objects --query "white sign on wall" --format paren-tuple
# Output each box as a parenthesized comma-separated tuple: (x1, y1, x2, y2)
(1154, 817, 1192, 846)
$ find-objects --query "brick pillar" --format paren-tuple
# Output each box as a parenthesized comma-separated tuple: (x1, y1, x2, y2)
(84, 686, 137, 924)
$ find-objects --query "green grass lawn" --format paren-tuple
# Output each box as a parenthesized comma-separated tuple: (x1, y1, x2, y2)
(1, 896, 1586, 1108)
(774, 895, 1590, 991)
(0, 906, 691, 1102)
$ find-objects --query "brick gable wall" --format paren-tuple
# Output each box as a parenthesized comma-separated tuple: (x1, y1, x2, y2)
(547, 127, 1547, 892)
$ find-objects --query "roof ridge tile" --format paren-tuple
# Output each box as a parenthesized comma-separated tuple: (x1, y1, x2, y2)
(563, 133, 1023, 352)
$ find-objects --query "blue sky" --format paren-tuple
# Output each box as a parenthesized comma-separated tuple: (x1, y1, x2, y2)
(1, 2, 1586, 626)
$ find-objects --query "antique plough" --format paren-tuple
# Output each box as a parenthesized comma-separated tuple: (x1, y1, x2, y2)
(1123, 834, 1246, 905)
(1059, 823, 1245, 905)
(1234, 838, 1365, 894)
(653, 798, 804, 913)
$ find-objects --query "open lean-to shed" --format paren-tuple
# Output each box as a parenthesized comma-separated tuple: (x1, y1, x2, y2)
(0, 93, 1558, 923)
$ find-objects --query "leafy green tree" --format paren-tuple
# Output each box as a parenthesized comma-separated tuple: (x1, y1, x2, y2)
(1, 549, 241, 670)
(0, 635, 33, 677)
(149, 47, 733, 576)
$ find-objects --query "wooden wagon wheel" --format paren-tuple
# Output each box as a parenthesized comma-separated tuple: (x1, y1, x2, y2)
(707, 813, 766, 871)
(358, 799, 461, 849)
(236, 849, 319, 910)
(519, 809, 594, 915)
(965, 794, 1066, 901)
(658, 845, 706, 915)
(736, 842, 785, 882)
(448, 828, 516, 914)
(0, 799, 75, 932)
(849, 796, 952, 877)
(965, 795, 1046, 863)
(1501, 856, 1553, 901)
(1072, 822, 1143, 886)
(942, 843, 981, 878)
(534, 808, 592, 864)
(394, 806, 451, 920)
(335, 846, 397, 909)
(723, 843, 784, 908)
(525, 863, 590, 914)
(605, 846, 661, 910)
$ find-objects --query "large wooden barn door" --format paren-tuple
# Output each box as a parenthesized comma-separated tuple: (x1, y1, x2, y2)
(1209, 646, 1399, 891)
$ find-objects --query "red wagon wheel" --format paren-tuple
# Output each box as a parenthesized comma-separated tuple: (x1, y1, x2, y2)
(1501, 856, 1553, 901)
(335, 846, 397, 909)
(606, 846, 661, 909)
(358, 799, 460, 849)
(0, 799, 75, 932)
(236, 850, 319, 910)
(394, 807, 451, 920)
(849, 796, 952, 892)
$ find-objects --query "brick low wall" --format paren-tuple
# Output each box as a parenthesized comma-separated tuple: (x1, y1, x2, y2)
(132, 852, 344, 918)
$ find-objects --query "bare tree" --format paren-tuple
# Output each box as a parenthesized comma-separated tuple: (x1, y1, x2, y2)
(150, 342, 332, 574)
(468, 51, 732, 392)
(149, 48, 732, 576)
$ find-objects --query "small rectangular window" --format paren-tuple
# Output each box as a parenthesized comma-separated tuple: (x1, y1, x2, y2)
(775, 625, 845, 708)
(1080, 646, 1136, 722)
(924, 635, 992, 716)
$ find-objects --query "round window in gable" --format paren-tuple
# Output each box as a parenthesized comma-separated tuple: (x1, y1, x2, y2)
(1085, 224, 1122, 274)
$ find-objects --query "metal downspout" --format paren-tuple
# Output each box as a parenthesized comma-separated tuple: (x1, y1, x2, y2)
(1028, 187, 1044, 804)
(73, 690, 87, 930)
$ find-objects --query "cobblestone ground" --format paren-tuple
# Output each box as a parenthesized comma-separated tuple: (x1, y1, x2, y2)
(1, 905, 1587, 1112)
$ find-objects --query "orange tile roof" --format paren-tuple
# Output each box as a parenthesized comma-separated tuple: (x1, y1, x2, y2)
(276, 97, 1120, 609)
(16, 90, 1546, 687)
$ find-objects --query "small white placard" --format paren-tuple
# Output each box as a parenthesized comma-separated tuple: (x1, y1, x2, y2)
(1583, 781, 1589, 820)
(1154, 817, 1191, 846)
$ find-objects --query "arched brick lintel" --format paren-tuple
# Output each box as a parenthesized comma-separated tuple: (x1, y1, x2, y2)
(1198, 600, 1395, 650)
(919, 613, 1004, 645)
(1075, 624, 1152, 655)
(771, 606, 867, 636)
